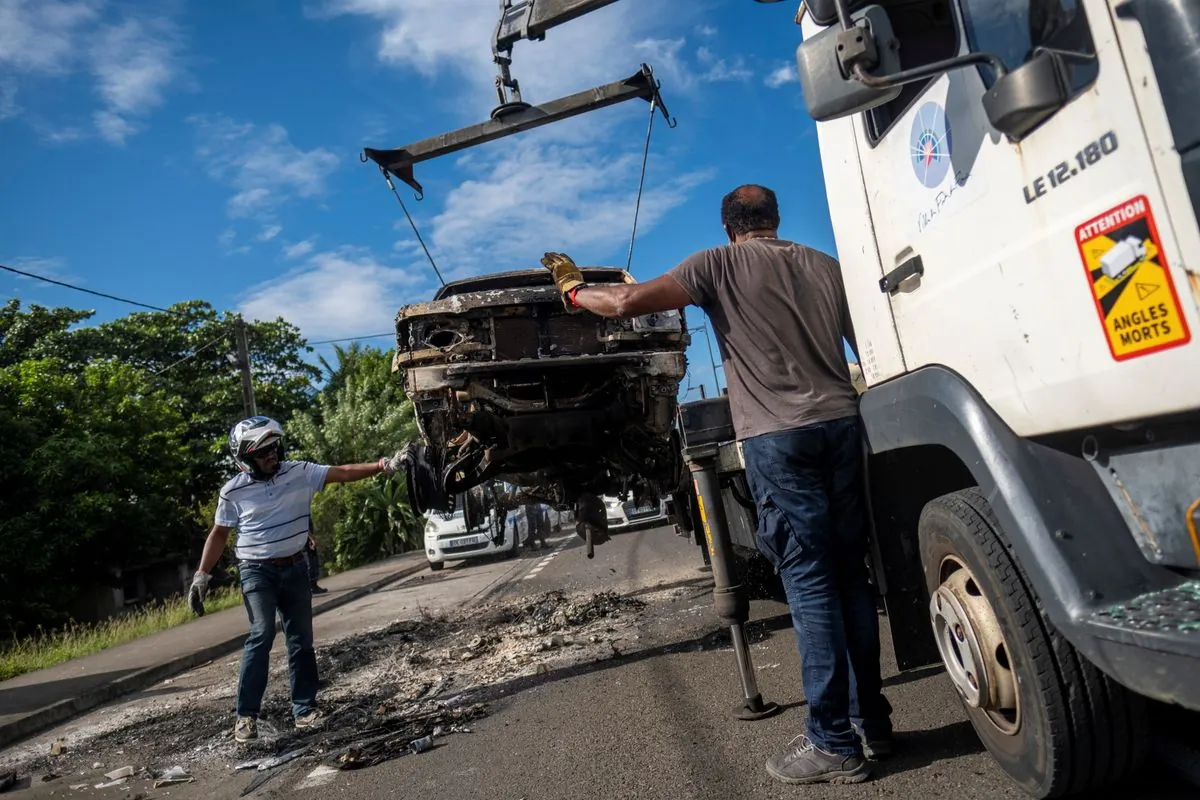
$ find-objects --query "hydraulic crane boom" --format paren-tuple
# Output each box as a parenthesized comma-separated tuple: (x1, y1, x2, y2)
(494, 0, 624, 51)
(361, 0, 673, 197)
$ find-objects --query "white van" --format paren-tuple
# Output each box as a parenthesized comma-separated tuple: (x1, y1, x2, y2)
(423, 507, 517, 571)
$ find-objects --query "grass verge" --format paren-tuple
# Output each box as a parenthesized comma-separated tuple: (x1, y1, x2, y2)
(0, 587, 244, 682)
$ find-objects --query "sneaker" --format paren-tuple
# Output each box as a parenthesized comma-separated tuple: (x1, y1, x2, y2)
(311, 584, 329, 595)
(765, 734, 870, 785)
(234, 716, 258, 742)
(852, 723, 894, 759)
(294, 709, 323, 730)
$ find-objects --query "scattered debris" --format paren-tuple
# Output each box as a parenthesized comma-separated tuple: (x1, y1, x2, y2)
(102, 766, 133, 781)
(256, 748, 306, 771)
(70, 784, 88, 791)
(152, 766, 193, 788)
(1, 587, 680, 782)
(93, 777, 127, 789)
(409, 735, 434, 754)
(49, 740, 64, 757)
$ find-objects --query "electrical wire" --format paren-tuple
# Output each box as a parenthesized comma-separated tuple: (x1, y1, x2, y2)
(308, 332, 394, 345)
(149, 332, 231, 377)
(378, 166, 446, 286)
(2, 263, 173, 312)
(3, 261, 395, 352)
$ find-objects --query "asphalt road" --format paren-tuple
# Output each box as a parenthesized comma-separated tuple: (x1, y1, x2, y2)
(6, 525, 1197, 799)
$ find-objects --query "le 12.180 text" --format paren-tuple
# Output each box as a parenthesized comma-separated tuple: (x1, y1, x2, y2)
(1023, 131, 1119, 204)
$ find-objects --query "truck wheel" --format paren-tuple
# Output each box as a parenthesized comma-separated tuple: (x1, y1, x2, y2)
(918, 488, 1146, 798)
(428, 560, 444, 572)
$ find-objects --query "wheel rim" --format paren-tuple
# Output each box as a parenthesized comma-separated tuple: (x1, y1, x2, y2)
(930, 555, 1021, 736)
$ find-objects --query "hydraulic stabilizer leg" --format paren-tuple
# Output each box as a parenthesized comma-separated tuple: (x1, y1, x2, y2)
(685, 444, 781, 722)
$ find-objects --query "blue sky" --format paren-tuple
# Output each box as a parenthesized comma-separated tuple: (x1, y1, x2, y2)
(0, 0, 839, 400)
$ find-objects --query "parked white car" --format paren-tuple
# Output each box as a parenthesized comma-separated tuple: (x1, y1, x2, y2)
(602, 494, 669, 532)
(423, 507, 516, 571)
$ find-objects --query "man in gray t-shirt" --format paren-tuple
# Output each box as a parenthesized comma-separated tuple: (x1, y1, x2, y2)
(541, 185, 892, 785)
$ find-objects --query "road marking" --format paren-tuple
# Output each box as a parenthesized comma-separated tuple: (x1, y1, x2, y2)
(523, 537, 576, 579)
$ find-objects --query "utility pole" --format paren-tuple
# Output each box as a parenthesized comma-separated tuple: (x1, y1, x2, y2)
(233, 315, 257, 418)
(699, 384, 707, 399)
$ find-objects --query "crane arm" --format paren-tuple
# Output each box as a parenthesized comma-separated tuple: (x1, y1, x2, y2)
(494, 0, 624, 51)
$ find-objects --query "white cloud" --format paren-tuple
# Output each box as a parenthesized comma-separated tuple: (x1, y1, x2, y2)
(0, 0, 98, 74)
(191, 115, 339, 220)
(218, 227, 251, 256)
(632, 38, 751, 94)
(0, 1, 182, 143)
(7, 255, 72, 281)
(695, 24, 717, 37)
(764, 63, 797, 89)
(89, 16, 181, 144)
(283, 237, 317, 259)
(421, 133, 714, 277)
(0, 79, 19, 120)
(239, 247, 426, 340)
(317, 0, 682, 108)
(257, 224, 283, 242)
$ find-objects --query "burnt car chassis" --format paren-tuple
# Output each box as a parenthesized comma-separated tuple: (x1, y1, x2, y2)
(394, 267, 689, 552)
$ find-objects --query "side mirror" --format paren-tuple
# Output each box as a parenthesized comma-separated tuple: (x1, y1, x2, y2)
(796, 5, 903, 122)
(982, 50, 1071, 141)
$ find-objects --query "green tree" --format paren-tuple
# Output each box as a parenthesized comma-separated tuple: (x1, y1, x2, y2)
(290, 343, 421, 571)
(0, 299, 320, 636)
(64, 301, 319, 515)
(0, 357, 191, 636)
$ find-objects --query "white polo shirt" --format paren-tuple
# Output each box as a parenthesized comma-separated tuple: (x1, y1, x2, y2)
(215, 461, 331, 561)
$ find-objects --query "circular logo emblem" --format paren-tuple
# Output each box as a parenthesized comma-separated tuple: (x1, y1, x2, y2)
(909, 101, 952, 189)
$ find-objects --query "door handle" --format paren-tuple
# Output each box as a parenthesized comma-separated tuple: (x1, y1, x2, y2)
(880, 254, 924, 295)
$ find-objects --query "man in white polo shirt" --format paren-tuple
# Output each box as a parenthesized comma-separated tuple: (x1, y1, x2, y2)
(187, 415, 404, 743)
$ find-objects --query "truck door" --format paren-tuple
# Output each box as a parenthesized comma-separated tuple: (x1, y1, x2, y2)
(850, 0, 1200, 438)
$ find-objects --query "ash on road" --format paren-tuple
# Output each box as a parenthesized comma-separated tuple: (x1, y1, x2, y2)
(2, 528, 1196, 800)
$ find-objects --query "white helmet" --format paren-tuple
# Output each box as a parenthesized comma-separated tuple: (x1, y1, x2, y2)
(229, 416, 285, 479)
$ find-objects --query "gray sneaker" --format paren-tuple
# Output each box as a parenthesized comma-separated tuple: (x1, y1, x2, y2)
(234, 716, 258, 742)
(853, 723, 894, 759)
(766, 734, 870, 785)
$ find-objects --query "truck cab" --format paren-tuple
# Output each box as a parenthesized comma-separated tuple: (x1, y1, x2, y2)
(681, 1, 1200, 797)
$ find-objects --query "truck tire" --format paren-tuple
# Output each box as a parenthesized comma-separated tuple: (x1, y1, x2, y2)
(918, 488, 1146, 798)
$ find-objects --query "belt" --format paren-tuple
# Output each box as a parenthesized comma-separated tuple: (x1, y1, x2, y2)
(244, 550, 308, 567)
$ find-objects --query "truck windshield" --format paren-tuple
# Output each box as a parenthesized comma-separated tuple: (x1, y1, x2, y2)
(959, 0, 1099, 91)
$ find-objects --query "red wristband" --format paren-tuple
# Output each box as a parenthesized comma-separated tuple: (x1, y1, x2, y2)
(566, 286, 582, 307)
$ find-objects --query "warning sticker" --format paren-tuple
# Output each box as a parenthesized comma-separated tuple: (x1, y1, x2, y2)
(1075, 195, 1191, 361)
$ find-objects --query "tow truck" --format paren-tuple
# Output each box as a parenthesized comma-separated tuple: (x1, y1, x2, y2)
(369, 1, 1200, 796)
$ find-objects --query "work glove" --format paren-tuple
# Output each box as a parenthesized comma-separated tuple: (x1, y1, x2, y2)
(540, 252, 585, 313)
(379, 448, 410, 475)
(188, 571, 211, 617)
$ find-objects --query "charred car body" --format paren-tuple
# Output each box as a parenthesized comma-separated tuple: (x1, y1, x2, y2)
(394, 267, 689, 543)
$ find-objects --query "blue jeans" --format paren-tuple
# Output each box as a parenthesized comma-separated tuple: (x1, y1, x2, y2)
(742, 416, 893, 756)
(236, 557, 319, 719)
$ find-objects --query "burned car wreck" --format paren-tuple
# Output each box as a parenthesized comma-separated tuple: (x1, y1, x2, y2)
(393, 267, 689, 546)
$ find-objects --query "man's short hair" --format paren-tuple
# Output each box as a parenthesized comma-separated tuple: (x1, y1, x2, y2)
(721, 184, 780, 235)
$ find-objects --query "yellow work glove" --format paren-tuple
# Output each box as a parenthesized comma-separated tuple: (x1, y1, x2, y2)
(541, 252, 585, 313)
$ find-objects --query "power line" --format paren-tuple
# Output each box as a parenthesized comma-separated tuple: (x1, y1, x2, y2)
(308, 332, 394, 346)
(149, 332, 231, 377)
(2, 263, 173, 313)
(5, 260, 398, 353)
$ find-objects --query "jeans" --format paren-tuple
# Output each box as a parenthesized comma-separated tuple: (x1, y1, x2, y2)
(742, 415, 893, 756)
(236, 557, 319, 719)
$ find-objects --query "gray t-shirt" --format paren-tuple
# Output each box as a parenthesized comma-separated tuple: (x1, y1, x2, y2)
(668, 238, 859, 441)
